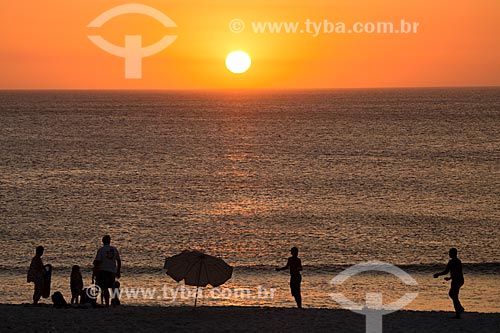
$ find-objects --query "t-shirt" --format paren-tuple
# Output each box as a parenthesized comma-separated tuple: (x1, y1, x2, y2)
(95, 245, 120, 273)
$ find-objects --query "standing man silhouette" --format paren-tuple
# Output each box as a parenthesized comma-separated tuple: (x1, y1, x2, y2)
(434, 248, 465, 318)
(276, 247, 303, 308)
(94, 235, 121, 307)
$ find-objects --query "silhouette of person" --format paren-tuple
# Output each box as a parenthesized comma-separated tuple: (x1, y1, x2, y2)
(434, 248, 465, 318)
(276, 247, 303, 308)
(70, 265, 84, 304)
(27, 246, 45, 305)
(93, 235, 121, 307)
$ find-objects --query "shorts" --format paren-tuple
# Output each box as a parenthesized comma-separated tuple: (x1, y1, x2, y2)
(96, 271, 116, 290)
(290, 274, 302, 297)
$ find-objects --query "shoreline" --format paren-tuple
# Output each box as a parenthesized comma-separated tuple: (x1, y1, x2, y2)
(1, 304, 499, 332)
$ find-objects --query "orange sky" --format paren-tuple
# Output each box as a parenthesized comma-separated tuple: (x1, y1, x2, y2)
(0, 0, 499, 89)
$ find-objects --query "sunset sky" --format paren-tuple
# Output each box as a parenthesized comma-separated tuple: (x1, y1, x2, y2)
(0, 0, 499, 89)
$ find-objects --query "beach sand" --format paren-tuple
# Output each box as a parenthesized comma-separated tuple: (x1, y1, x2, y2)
(0, 304, 499, 332)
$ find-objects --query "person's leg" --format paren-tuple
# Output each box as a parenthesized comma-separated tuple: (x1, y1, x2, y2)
(294, 293, 302, 309)
(455, 282, 464, 312)
(33, 279, 43, 304)
(102, 273, 110, 307)
(103, 272, 116, 307)
(296, 275, 302, 309)
(448, 282, 463, 317)
(290, 275, 302, 309)
(95, 271, 106, 305)
(72, 291, 80, 304)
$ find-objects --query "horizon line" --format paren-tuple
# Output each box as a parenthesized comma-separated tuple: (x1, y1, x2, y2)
(1, 85, 499, 92)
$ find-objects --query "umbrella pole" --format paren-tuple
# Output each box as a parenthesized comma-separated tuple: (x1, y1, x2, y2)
(194, 261, 203, 308)
(194, 285, 199, 308)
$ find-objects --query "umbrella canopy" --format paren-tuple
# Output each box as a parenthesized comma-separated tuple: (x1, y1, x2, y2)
(164, 250, 233, 287)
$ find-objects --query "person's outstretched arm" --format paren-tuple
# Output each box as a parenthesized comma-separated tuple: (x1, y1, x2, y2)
(276, 258, 290, 271)
(433, 261, 450, 278)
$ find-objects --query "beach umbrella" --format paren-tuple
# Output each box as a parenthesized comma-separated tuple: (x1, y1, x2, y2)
(164, 250, 233, 307)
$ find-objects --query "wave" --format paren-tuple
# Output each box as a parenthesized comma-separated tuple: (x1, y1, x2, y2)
(2, 262, 500, 275)
(234, 263, 500, 275)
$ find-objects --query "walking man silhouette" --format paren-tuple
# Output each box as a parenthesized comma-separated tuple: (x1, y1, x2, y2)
(434, 248, 465, 318)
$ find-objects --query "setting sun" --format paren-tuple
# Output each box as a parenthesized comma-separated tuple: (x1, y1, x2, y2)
(225, 51, 252, 74)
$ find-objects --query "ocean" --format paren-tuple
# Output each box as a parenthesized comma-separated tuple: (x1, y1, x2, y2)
(0, 88, 499, 311)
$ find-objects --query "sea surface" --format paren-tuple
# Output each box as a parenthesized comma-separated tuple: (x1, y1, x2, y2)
(0, 88, 499, 311)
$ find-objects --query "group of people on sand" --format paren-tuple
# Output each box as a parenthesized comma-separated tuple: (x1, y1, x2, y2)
(27, 235, 121, 307)
(29, 239, 465, 318)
